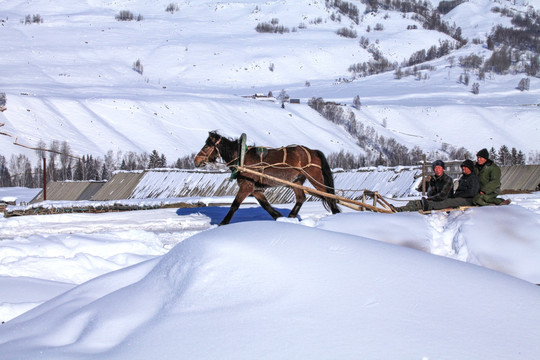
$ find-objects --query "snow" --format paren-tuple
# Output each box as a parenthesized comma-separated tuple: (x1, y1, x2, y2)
(1, 0, 540, 357)
(0, 187, 539, 358)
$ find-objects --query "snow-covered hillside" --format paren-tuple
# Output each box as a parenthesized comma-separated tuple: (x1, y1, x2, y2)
(0, 0, 539, 164)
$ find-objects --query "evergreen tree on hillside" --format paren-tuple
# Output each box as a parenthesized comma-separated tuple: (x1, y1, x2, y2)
(0, 155, 12, 187)
(498, 145, 512, 165)
(489, 147, 498, 162)
(24, 162, 34, 187)
(101, 163, 109, 181)
(74, 159, 84, 181)
(148, 150, 166, 168)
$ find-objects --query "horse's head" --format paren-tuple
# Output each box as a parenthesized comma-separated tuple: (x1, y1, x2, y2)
(194, 132, 223, 167)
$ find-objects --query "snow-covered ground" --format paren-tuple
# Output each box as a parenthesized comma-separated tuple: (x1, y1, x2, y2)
(0, 187, 539, 358)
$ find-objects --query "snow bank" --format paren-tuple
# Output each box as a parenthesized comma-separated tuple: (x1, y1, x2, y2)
(1, 221, 539, 359)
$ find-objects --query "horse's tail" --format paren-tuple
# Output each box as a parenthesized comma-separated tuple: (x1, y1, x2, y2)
(316, 150, 341, 214)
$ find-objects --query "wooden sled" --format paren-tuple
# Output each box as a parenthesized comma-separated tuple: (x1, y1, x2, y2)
(418, 205, 476, 215)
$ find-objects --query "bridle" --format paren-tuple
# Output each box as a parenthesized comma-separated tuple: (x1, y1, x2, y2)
(198, 135, 222, 165)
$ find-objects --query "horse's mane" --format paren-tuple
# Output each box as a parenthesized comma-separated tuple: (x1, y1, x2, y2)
(209, 130, 239, 163)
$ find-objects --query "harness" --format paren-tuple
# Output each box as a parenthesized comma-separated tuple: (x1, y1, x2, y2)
(242, 145, 321, 184)
(204, 133, 321, 184)
(230, 133, 247, 180)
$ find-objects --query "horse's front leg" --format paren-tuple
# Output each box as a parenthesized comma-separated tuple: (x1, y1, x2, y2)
(252, 190, 283, 220)
(220, 182, 253, 225)
(288, 185, 306, 218)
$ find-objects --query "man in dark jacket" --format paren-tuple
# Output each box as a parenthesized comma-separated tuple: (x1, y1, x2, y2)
(472, 148, 510, 206)
(424, 159, 454, 201)
(394, 160, 454, 212)
(422, 159, 480, 211)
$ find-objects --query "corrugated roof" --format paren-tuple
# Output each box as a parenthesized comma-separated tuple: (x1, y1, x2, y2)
(80, 182, 107, 200)
(501, 165, 540, 192)
(28, 165, 539, 205)
(30, 181, 106, 203)
(91, 172, 144, 201)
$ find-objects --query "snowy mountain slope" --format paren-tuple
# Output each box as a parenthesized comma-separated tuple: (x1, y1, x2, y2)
(0, 0, 538, 163)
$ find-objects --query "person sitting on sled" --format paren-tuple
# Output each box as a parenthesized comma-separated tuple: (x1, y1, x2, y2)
(472, 148, 511, 206)
(421, 159, 480, 211)
(394, 160, 453, 212)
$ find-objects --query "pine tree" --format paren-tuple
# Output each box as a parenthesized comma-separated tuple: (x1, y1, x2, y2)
(101, 163, 109, 181)
(74, 159, 84, 181)
(511, 147, 518, 165)
(24, 163, 33, 187)
(66, 164, 73, 180)
(149, 150, 160, 168)
(517, 150, 525, 165)
(0, 164, 12, 187)
(160, 154, 167, 168)
(498, 145, 511, 165)
(489, 147, 498, 162)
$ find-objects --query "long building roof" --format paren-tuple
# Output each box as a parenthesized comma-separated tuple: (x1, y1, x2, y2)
(30, 165, 540, 203)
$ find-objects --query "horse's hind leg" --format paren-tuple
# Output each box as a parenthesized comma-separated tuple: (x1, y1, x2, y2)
(252, 190, 283, 220)
(288, 186, 306, 218)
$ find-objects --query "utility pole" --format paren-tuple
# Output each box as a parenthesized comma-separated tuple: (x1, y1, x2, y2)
(422, 155, 426, 195)
(43, 157, 47, 201)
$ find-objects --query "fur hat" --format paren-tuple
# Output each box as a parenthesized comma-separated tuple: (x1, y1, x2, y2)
(460, 159, 475, 172)
(432, 159, 445, 170)
(476, 148, 489, 160)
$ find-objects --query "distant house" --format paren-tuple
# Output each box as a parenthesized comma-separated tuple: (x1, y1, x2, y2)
(240, 93, 276, 101)
(290, 98, 300, 104)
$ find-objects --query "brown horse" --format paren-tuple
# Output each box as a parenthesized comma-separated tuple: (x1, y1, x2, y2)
(194, 131, 340, 225)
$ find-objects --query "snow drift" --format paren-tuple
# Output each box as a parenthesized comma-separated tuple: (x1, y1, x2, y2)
(1, 221, 539, 359)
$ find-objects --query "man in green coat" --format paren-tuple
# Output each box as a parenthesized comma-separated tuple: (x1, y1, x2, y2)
(472, 148, 510, 206)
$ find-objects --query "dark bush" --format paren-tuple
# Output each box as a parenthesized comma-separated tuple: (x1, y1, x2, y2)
(166, 3, 179, 13)
(336, 27, 357, 38)
(255, 22, 289, 33)
(132, 59, 143, 75)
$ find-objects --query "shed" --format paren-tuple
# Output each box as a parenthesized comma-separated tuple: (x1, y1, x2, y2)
(91, 171, 145, 201)
(501, 165, 540, 192)
(30, 181, 106, 203)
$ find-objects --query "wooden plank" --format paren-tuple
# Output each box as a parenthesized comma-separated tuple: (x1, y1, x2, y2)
(418, 206, 475, 215)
